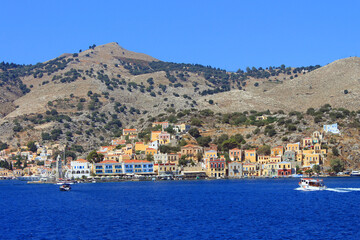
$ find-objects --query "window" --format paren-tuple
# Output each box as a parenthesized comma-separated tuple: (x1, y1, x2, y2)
(105, 165, 112, 169)
(115, 165, 122, 169)
(96, 166, 102, 169)
(105, 170, 113, 173)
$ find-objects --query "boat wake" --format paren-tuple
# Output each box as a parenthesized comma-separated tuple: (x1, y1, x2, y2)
(295, 187, 360, 193)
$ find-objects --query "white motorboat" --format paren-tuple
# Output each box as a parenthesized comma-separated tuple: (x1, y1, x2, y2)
(350, 170, 360, 177)
(299, 178, 326, 191)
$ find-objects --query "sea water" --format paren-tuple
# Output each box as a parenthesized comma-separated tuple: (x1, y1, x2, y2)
(1, 178, 360, 240)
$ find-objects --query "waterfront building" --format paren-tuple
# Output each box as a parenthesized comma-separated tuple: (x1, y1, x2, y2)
(0, 168, 13, 179)
(206, 156, 226, 178)
(69, 159, 91, 179)
(277, 161, 292, 176)
(123, 160, 154, 174)
(242, 163, 260, 177)
(154, 163, 179, 176)
(228, 161, 243, 178)
(262, 162, 278, 177)
(94, 160, 123, 175)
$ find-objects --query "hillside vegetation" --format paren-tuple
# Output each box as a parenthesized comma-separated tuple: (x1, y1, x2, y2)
(0, 42, 359, 165)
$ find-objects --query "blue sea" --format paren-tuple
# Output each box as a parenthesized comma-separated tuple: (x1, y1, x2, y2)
(1, 178, 360, 240)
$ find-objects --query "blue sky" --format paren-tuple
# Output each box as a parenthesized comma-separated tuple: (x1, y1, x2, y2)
(0, 0, 359, 71)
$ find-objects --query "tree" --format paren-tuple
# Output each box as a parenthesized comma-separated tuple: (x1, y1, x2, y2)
(296, 165, 302, 174)
(312, 165, 321, 174)
(332, 147, 339, 156)
(86, 150, 104, 163)
(27, 141, 37, 153)
(179, 155, 188, 166)
(221, 138, 239, 152)
(330, 158, 345, 173)
(164, 125, 175, 134)
(0, 141, 9, 151)
(208, 99, 214, 104)
(191, 118, 202, 126)
(189, 128, 200, 138)
(257, 145, 271, 155)
(305, 169, 313, 176)
(196, 136, 212, 147)
(146, 154, 154, 162)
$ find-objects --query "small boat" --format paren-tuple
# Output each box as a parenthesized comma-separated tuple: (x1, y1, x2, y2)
(60, 184, 71, 191)
(299, 178, 326, 191)
(350, 170, 360, 177)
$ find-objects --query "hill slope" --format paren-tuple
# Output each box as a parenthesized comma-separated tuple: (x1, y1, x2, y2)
(0, 42, 359, 151)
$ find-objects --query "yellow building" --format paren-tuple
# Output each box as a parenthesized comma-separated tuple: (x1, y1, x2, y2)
(271, 146, 284, 156)
(262, 163, 278, 177)
(0, 168, 13, 178)
(104, 154, 120, 162)
(145, 148, 157, 156)
(244, 149, 257, 163)
(204, 150, 217, 159)
(154, 163, 178, 176)
(297, 151, 303, 163)
(206, 157, 226, 178)
(270, 156, 282, 163)
(303, 153, 320, 167)
(135, 142, 148, 152)
(151, 131, 162, 142)
(123, 128, 138, 136)
(118, 154, 131, 162)
(242, 163, 260, 176)
(258, 155, 270, 164)
(286, 143, 300, 152)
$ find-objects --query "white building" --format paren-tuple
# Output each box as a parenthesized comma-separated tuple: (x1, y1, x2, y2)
(68, 159, 92, 179)
(228, 162, 243, 178)
(154, 153, 168, 164)
(323, 123, 340, 134)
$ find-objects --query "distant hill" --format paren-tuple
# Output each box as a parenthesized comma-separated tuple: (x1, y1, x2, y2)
(0, 42, 358, 151)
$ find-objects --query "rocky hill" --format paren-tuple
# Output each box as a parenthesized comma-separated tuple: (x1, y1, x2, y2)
(0, 42, 359, 156)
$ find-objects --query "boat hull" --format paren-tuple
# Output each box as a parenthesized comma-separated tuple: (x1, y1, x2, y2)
(299, 184, 327, 191)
